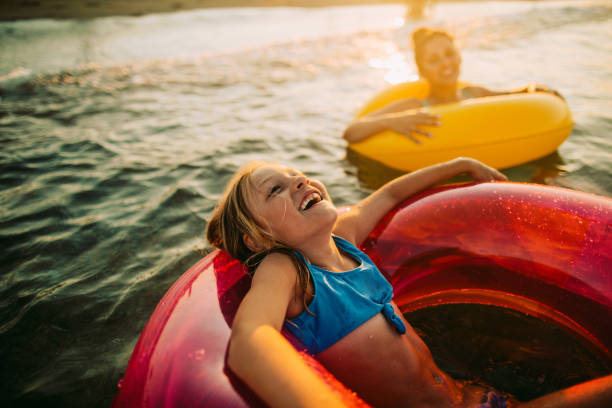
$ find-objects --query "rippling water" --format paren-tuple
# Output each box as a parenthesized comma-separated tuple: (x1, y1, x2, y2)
(1, 1, 611, 406)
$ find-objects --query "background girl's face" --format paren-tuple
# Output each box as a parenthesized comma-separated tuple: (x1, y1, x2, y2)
(418, 35, 461, 86)
(246, 164, 336, 249)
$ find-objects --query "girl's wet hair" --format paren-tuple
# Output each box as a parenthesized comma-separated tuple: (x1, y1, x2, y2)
(206, 161, 272, 263)
(412, 26, 455, 71)
(206, 161, 313, 313)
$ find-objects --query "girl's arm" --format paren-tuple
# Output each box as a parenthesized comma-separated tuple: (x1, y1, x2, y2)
(228, 253, 346, 408)
(343, 110, 441, 144)
(334, 157, 507, 246)
(464, 84, 564, 100)
(343, 97, 439, 144)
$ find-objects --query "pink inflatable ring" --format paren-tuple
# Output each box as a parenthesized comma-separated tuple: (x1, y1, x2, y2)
(113, 182, 612, 407)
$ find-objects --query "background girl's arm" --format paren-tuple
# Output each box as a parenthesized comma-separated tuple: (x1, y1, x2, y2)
(343, 110, 440, 144)
(343, 98, 439, 143)
(228, 253, 346, 408)
(344, 84, 564, 144)
(464, 84, 564, 100)
(335, 157, 506, 246)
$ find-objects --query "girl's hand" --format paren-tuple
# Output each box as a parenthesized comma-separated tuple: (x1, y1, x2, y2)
(527, 83, 564, 101)
(455, 157, 508, 182)
(381, 111, 441, 145)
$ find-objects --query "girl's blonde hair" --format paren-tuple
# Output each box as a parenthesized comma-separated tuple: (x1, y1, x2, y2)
(412, 27, 455, 71)
(206, 161, 273, 263)
(206, 161, 313, 312)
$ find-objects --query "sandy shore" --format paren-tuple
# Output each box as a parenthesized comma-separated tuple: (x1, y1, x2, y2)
(1, 0, 410, 20)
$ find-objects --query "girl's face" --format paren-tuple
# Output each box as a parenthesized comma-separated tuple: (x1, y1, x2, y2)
(418, 35, 461, 87)
(245, 164, 337, 250)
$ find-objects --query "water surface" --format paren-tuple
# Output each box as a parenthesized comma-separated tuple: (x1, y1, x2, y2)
(1, 1, 611, 406)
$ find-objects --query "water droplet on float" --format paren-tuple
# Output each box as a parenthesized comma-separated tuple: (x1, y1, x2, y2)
(117, 379, 124, 389)
(189, 348, 206, 360)
(194, 348, 206, 360)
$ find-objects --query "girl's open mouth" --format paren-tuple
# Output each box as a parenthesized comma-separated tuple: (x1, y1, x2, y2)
(300, 192, 321, 211)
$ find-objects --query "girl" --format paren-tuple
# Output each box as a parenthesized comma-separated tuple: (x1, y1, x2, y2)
(343, 27, 563, 145)
(206, 157, 612, 407)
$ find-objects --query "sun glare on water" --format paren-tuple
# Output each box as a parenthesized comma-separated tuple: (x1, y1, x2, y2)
(368, 43, 417, 85)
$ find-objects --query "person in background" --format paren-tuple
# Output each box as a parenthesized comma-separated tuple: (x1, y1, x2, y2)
(406, 0, 429, 20)
(343, 27, 563, 145)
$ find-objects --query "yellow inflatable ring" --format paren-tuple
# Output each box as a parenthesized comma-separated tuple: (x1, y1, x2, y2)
(349, 81, 573, 171)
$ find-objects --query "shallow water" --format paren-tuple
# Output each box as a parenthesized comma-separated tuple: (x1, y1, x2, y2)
(1, 1, 611, 406)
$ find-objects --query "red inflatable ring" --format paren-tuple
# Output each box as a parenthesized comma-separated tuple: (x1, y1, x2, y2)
(113, 182, 612, 407)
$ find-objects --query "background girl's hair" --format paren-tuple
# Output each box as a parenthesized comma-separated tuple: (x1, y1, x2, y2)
(206, 161, 313, 314)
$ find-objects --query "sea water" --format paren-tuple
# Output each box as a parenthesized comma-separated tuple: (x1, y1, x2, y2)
(1, 1, 611, 406)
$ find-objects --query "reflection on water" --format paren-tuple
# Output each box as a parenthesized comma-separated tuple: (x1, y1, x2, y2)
(1, 1, 611, 407)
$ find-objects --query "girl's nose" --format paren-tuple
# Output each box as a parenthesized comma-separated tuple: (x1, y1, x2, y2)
(293, 175, 310, 191)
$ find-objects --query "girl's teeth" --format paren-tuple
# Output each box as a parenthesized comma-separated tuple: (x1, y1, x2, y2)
(301, 193, 320, 211)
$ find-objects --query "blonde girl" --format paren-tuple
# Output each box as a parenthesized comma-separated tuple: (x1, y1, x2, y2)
(207, 157, 611, 408)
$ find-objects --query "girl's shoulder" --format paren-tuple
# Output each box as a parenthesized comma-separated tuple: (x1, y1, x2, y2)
(248, 249, 300, 289)
(250, 248, 299, 275)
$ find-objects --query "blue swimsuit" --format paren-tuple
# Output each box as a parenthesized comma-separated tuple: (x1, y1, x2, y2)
(284, 235, 406, 354)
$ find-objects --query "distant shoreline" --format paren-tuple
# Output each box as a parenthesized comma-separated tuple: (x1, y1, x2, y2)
(0, 0, 556, 21)
(1, 1, 403, 21)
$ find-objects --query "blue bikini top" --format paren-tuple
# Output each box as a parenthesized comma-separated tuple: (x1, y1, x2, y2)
(283, 235, 406, 354)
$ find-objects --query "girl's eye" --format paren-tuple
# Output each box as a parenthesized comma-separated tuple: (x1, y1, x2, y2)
(268, 184, 281, 198)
